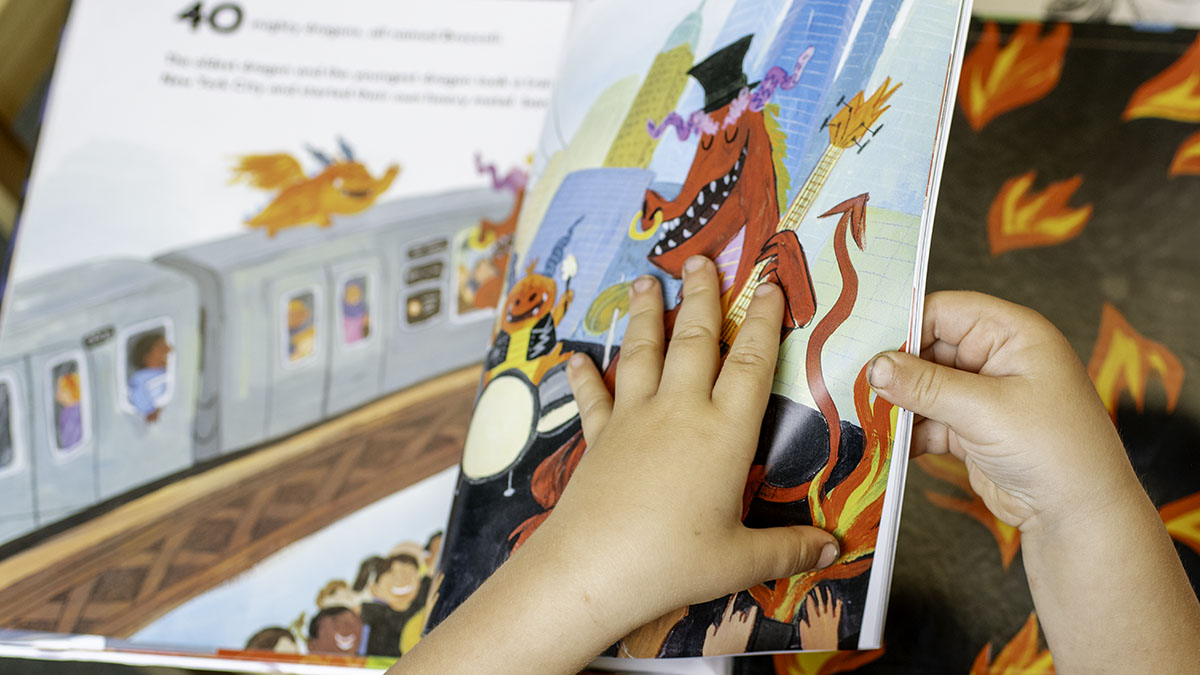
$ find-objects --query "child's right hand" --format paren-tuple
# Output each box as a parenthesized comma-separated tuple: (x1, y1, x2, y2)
(865, 291, 1138, 535)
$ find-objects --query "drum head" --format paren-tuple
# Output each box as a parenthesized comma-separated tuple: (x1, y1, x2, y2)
(461, 373, 537, 480)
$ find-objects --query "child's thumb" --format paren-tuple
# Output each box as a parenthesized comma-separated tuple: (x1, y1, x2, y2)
(737, 526, 839, 585)
(866, 351, 996, 429)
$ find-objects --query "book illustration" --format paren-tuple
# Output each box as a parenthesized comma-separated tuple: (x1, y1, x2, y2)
(1122, 31, 1200, 176)
(241, 534, 441, 658)
(0, 188, 511, 549)
(453, 156, 528, 318)
(434, 0, 969, 657)
(230, 138, 401, 237)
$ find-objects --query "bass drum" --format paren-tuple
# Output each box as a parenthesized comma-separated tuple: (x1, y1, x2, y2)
(460, 372, 537, 481)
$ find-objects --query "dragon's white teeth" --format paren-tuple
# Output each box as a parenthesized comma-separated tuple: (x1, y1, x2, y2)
(697, 191, 705, 206)
(734, 160, 740, 171)
(667, 239, 678, 249)
(683, 228, 692, 237)
(659, 229, 667, 240)
(710, 180, 718, 191)
(697, 217, 706, 227)
(687, 206, 695, 218)
(722, 190, 730, 198)
(654, 245, 662, 255)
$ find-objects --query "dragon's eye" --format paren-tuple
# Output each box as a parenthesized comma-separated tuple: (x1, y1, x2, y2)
(725, 126, 739, 143)
(333, 178, 344, 189)
(700, 135, 714, 151)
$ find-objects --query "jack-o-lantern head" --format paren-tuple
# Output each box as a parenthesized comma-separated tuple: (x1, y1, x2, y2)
(501, 260, 557, 333)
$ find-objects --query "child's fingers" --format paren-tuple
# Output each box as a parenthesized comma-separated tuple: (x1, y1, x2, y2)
(660, 256, 723, 394)
(712, 283, 784, 425)
(733, 525, 838, 590)
(910, 417, 955, 458)
(920, 292, 1027, 372)
(567, 353, 613, 446)
(866, 350, 1000, 434)
(615, 275, 665, 401)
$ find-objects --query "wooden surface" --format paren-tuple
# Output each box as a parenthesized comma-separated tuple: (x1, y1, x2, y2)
(0, 366, 479, 637)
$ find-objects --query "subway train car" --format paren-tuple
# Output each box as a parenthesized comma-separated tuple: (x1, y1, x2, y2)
(156, 188, 510, 459)
(0, 187, 511, 546)
(0, 261, 200, 543)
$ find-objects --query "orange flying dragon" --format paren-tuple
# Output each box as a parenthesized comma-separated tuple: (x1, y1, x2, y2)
(232, 138, 400, 237)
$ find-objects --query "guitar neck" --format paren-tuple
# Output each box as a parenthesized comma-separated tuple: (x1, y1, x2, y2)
(719, 145, 844, 346)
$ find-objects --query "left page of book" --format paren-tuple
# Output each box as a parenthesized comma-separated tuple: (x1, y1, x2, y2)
(0, 0, 569, 671)
(431, 0, 971, 658)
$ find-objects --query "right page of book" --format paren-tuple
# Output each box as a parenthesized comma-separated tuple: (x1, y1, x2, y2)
(431, 0, 971, 657)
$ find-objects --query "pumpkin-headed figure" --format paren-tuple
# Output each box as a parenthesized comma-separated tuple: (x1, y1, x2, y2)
(484, 259, 574, 386)
(639, 35, 817, 336)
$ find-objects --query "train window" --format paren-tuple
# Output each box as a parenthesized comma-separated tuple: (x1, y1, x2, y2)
(340, 275, 371, 346)
(408, 238, 448, 259)
(404, 289, 441, 326)
(47, 354, 90, 455)
(119, 319, 176, 422)
(0, 373, 25, 478)
(283, 289, 320, 366)
(0, 380, 13, 473)
(405, 261, 444, 285)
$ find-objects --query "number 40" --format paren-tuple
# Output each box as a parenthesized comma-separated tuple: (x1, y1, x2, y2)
(178, 2, 244, 34)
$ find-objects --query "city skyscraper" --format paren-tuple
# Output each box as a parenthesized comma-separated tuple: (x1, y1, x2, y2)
(602, 2, 704, 169)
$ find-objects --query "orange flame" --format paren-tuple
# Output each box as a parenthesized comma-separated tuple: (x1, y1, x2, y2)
(959, 22, 1071, 131)
(1086, 303, 1184, 424)
(915, 454, 1021, 570)
(827, 78, 902, 149)
(1160, 491, 1200, 558)
(773, 647, 885, 675)
(1170, 129, 1200, 176)
(970, 613, 1055, 674)
(1124, 35, 1200, 122)
(987, 171, 1092, 255)
(748, 360, 896, 621)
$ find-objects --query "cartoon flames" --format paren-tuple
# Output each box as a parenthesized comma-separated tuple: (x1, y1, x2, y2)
(1160, 492, 1200, 558)
(1125, 34, 1200, 176)
(987, 171, 1092, 255)
(1086, 303, 1184, 424)
(749, 361, 896, 622)
(916, 454, 1021, 570)
(959, 22, 1071, 132)
(772, 647, 884, 675)
(1170, 129, 1200, 176)
(1124, 35, 1200, 123)
(971, 613, 1055, 675)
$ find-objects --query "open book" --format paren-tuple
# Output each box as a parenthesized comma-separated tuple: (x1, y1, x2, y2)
(427, 0, 972, 657)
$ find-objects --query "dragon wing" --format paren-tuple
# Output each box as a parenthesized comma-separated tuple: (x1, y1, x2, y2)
(230, 153, 306, 190)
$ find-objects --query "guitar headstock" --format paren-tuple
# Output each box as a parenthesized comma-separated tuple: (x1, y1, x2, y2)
(825, 78, 902, 151)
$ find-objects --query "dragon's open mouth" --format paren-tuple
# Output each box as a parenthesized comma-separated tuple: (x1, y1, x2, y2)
(342, 188, 372, 199)
(507, 294, 549, 323)
(653, 143, 748, 257)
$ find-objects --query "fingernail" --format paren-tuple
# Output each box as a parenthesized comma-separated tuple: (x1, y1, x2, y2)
(867, 354, 894, 389)
(569, 353, 587, 370)
(684, 256, 706, 275)
(632, 276, 655, 294)
(754, 282, 777, 297)
(816, 543, 839, 569)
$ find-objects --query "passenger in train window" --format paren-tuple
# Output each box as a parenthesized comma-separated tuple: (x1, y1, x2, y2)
(342, 277, 370, 344)
(52, 364, 83, 450)
(288, 293, 317, 362)
(128, 332, 173, 423)
(354, 552, 429, 657)
(316, 579, 368, 615)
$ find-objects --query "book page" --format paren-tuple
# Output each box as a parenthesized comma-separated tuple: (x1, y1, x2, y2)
(433, 0, 971, 657)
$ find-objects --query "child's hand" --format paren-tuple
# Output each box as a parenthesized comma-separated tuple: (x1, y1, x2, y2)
(866, 291, 1136, 534)
(540, 255, 838, 639)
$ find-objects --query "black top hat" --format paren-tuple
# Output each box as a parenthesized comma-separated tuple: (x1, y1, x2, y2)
(688, 34, 757, 113)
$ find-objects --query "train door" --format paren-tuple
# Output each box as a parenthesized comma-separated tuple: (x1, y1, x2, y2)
(266, 271, 330, 439)
(385, 235, 452, 391)
(325, 258, 385, 417)
(0, 361, 35, 544)
(29, 348, 98, 525)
